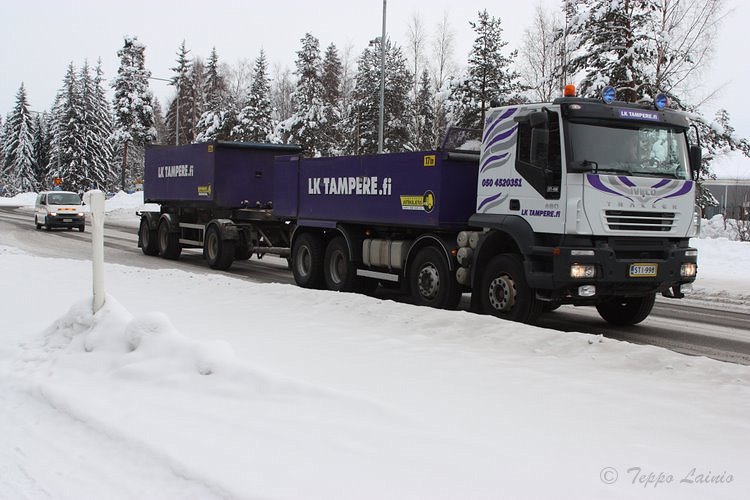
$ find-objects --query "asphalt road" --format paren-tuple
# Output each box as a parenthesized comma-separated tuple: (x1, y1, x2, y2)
(2, 206, 749, 365)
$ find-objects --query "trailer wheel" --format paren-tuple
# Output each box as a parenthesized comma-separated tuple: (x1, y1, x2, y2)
(480, 254, 541, 324)
(409, 246, 461, 309)
(205, 225, 235, 270)
(596, 293, 655, 326)
(139, 218, 159, 256)
(324, 237, 359, 292)
(158, 219, 181, 260)
(292, 233, 324, 289)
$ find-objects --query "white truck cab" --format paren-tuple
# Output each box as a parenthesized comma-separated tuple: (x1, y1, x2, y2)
(35, 191, 86, 232)
(463, 87, 700, 325)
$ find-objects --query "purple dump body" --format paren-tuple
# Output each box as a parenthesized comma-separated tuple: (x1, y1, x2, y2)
(274, 151, 479, 229)
(144, 142, 301, 208)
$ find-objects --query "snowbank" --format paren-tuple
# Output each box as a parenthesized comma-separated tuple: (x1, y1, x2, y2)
(1, 249, 749, 499)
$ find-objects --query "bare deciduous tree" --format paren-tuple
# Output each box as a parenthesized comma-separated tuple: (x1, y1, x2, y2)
(648, 0, 726, 105)
(520, 4, 563, 102)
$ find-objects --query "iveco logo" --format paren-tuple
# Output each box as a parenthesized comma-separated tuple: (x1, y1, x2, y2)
(631, 187, 657, 197)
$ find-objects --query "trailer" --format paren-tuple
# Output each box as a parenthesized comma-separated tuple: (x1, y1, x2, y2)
(139, 87, 701, 326)
(138, 142, 300, 270)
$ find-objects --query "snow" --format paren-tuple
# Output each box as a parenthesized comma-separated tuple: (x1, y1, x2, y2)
(0, 192, 749, 498)
(710, 150, 750, 180)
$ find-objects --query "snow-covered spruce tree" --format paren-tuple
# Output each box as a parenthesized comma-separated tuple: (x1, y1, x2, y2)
(78, 61, 114, 190)
(564, 0, 655, 102)
(345, 38, 412, 155)
(165, 41, 198, 146)
(449, 10, 526, 130)
(195, 47, 236, 142)
(2, 83, 36, 194)
(112, 36, 156, 190)
(414, 69, 436, 150)
(320, 43, 344, 155)
(49, 63, 84, 192)
(31, 112, 51, 190)
(278, 33, 326, 156)
(233, 49, 274, 143)
(152, 97, 169, 145)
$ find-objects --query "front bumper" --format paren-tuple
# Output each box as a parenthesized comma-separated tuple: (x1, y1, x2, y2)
(46, 215, 85, 227)
(528, 239, 697, 300)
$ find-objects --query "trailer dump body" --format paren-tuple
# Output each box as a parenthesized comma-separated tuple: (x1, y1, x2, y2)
(145, 142, 301, 208)
(274, 151, 479, 229)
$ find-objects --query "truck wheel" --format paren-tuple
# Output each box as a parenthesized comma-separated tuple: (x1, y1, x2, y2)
(139, 218, 159, 256)
(480, 254, 541, 324)
(158, 219, 181, 260)
(235, 245, 252, 260)
(204, 225, 235, 270)
(596, 293, 655, 326)
(409, 246, 461, 309)
(324, 237, 358, 292)
(292, 233, 325, 289)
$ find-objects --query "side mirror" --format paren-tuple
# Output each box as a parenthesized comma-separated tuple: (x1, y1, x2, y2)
(689, 145, 701, 181)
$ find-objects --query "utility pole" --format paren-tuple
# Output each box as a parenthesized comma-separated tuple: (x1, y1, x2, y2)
(378, 0, 387, 154)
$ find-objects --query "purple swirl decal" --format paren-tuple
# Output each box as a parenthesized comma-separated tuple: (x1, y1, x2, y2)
(483, 108, 518, 143)
(478, 191, 505, 211)
(656, 181, 693, 202)
(586, 174, 633, 201)
(486, 124, 518, 149)
(651, 179, 671, 189)
(480, 152, 509, 173)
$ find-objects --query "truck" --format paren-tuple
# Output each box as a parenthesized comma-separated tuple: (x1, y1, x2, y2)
(138, 87, 701, 326)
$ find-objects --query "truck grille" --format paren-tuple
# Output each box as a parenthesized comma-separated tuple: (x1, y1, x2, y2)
(605, 210, 675, 232)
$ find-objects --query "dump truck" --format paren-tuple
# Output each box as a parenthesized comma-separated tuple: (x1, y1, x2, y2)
(139, 87, 701, 325)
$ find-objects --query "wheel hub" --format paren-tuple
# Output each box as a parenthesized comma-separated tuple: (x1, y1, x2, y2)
(488, 275, 516, 312)
(417, 264, 440, 300)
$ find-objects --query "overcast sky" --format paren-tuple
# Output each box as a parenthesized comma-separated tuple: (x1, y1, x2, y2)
(2, 0, 748, 139)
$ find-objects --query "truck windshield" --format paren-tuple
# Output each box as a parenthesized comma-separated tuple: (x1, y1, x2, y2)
(567, 121, 690, 179)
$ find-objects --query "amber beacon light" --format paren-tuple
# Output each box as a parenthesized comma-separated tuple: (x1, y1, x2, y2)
(563, 84, 576, 97)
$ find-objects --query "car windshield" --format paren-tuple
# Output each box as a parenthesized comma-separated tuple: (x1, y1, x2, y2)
(567, 122, 690, 179)
(48, 193, 82, 205)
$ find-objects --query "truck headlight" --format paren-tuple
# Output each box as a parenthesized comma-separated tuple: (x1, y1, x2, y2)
(571, 264, 596, 279)
(681, 263, 697, 278)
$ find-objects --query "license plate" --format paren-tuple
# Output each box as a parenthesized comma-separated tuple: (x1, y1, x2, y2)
(63, 218, 73, 222)
(629, 263, 658, 277)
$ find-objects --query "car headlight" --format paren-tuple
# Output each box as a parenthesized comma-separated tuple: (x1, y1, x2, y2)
(49, 212, 57, 216)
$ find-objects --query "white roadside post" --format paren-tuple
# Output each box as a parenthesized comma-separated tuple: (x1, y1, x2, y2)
(85, 190, 106, 313)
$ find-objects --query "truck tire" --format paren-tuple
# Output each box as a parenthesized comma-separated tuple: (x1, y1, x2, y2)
(139, 218, 159, 256)
(204, 225, 235, 270)
(409, 246, 461, 309)
(158, 219, 181, 260)
(292, 233, 325, 289)
(480, 254, 541, 324)
(324, 237, 358, 292)
(596, 293, 655, 326)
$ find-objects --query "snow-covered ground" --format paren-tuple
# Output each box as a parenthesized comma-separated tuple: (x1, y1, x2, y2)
(0, 192, 749, 499)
